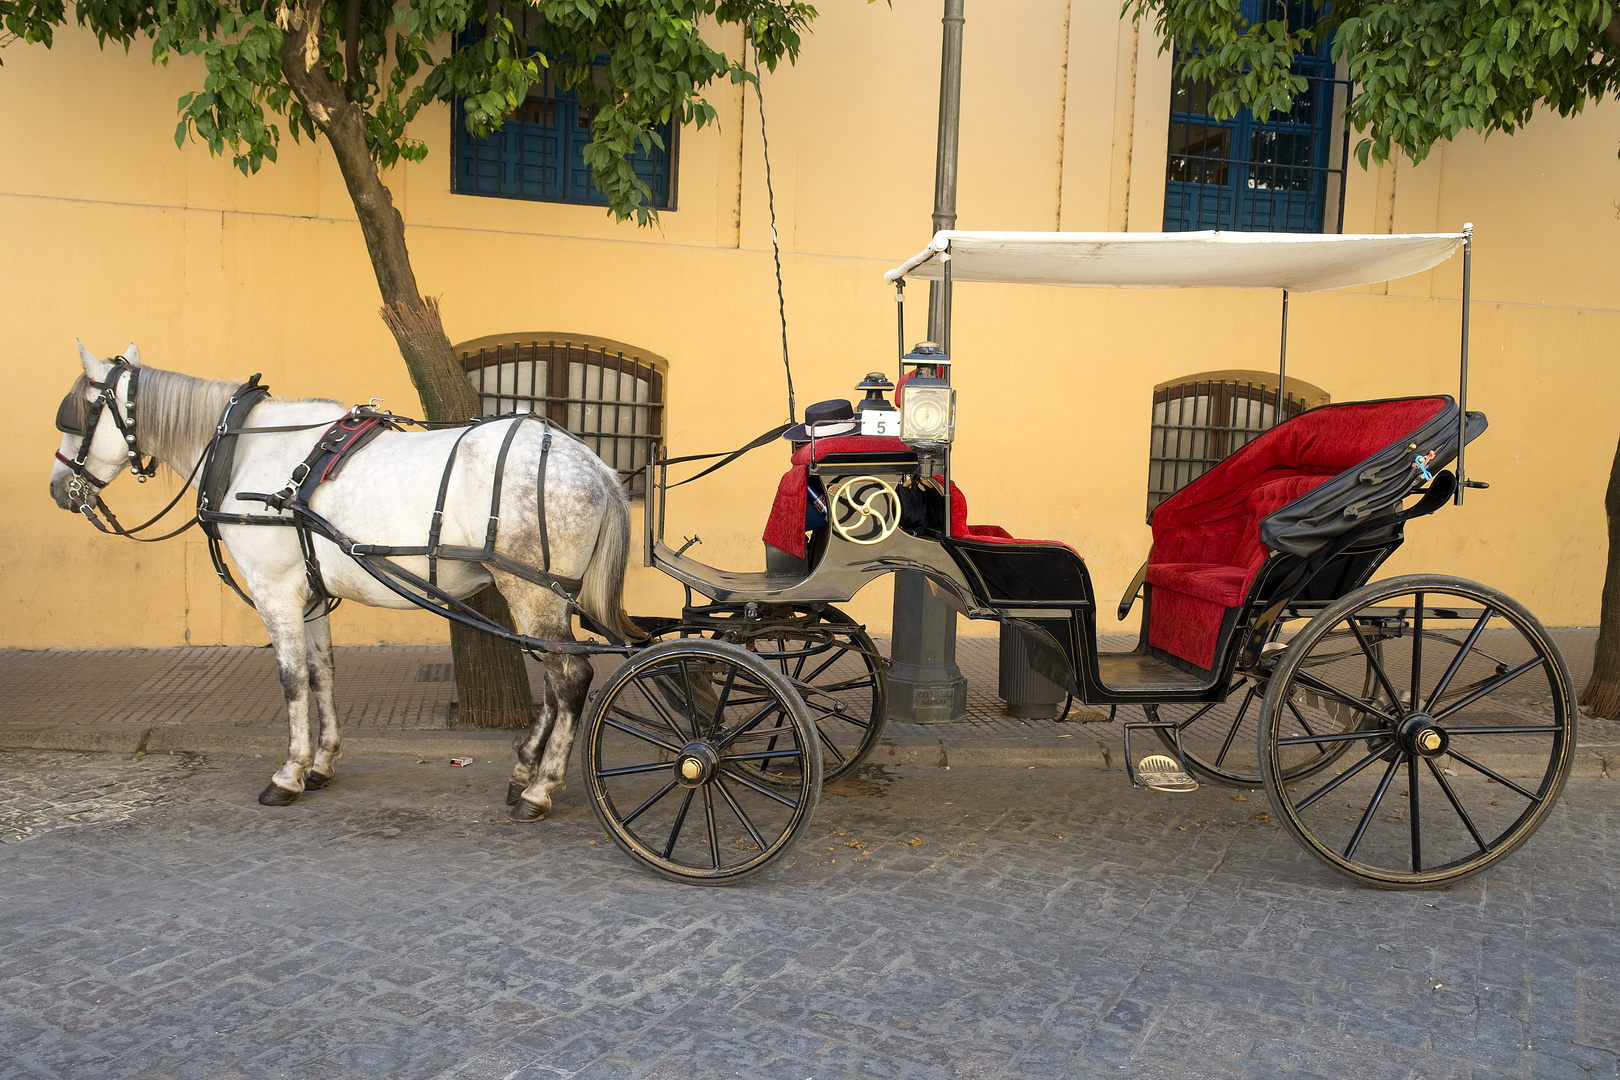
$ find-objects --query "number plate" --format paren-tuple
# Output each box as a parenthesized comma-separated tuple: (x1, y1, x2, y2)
(860, 410, 900, 437)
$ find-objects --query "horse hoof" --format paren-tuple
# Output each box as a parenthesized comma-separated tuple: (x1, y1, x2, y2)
(506, 781, 525, 806)
(511, 798, 549, 822)
(304, 771, 333, 790)
(258, 783, 300, 806)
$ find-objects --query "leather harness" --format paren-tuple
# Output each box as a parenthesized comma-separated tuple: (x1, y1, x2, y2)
(63, 369, 586, 623)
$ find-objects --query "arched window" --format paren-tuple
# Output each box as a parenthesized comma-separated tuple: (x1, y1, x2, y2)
(458, 334, 665, 497)
(1147, 370, 1328, 516)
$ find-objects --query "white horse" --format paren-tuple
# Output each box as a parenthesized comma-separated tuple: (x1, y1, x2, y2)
(49, 343, 641, 819)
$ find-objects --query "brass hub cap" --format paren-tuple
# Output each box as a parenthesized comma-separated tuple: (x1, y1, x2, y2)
(675, 742, 719, 788)
(1396, 714, 1450, 759)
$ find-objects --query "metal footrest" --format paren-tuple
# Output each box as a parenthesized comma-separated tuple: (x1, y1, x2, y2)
(1123, 711, 1200, 792)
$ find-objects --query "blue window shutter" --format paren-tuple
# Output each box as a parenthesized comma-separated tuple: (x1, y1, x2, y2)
(1163, 1, 1340, 233)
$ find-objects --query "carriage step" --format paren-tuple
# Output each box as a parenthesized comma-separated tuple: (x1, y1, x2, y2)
(1133, 754, 1199, 793)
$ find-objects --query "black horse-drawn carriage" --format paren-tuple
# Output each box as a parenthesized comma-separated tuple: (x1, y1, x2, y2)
(580, 227, 1574, 889)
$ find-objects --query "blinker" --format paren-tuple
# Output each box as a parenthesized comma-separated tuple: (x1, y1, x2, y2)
(54, 392, 85, 435)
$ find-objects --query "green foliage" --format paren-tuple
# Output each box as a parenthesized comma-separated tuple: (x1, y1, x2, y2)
(1128, 0, 1620, 165)
(1, 0, 819, 224)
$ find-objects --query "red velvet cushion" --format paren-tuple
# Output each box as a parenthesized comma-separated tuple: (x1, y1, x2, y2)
(1144, 563, 1251, 606)
(1146, 397, 1448, 668)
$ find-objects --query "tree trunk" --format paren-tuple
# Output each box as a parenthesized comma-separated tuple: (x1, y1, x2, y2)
(280, 2, 536, 728)
(1580, 433, 1620, 719)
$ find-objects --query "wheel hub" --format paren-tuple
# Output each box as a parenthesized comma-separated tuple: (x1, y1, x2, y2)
(675, 742, 719, 787)
(1396, 714, 1449, 758)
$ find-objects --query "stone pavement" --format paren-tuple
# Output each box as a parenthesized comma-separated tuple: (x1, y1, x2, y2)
(0, 750, 1615, 1080)
(2, 630, 1617, 777)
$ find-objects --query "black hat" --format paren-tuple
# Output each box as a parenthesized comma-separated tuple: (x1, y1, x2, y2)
(783, 399, 858, 442)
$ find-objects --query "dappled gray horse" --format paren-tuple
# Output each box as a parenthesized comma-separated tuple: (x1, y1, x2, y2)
(49, 343, 639, 819)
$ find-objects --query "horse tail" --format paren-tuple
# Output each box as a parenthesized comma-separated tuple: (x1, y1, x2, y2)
(579, 470, 644, 643)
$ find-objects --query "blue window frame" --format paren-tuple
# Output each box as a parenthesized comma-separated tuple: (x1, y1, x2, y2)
(452, 61, 675, 209)
(1163, 1, 1344, 233)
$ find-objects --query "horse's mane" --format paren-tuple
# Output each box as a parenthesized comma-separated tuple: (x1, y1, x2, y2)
(135, 367, 246, 466)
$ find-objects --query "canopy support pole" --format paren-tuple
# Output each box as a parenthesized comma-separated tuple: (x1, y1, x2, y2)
(1276, 290, 1289, 427)
(895, 279, 906, 376)
(1457, 223, 1473, 505)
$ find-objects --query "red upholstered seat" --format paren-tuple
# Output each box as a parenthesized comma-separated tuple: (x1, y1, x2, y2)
(1146, 397, 1447, 669)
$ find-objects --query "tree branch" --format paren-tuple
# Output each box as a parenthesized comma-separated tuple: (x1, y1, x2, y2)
(278, 0, 421, 308)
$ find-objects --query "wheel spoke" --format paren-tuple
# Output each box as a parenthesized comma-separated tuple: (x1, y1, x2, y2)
(703, 785, 720, 870)
(1426, 757, 1489, 854)
(716, 777, 770, 852)
(716, 699, 793, 751)
(1295, 745, 1390, 811)
(602, 711, 684, 754)
(1211, 686, 1257, 767)
(1432, 656, 1547, 722)
(1172, 700, 1219, 733)
(708, 664, 738, 730)
(620, 778, 681, 827)
(716, 766, 802, 807)
(630, 674, 695, 742)
(1408, 753, 1422, 873)
(1423, 607, 1494, 712)
(1445, 748, 1545, 802)
(724, 748, 805, 763)
(1284, 699, 1332, 754)
(597, 760, 677, 778)
(677, 659, 698, 735)
(1410, 593, 1424, 710)
(817, 724, 849, 764)
(660, 788, 696, 859)
(1443, 725, 1563, 735)
(1348, 619, 1404, 716)
(1292, 670, 1399, 725)
(1276, 729, 1388, 747)
(1344, 751, 1403, 860)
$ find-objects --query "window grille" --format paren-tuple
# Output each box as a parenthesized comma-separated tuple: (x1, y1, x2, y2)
(461, 340, 664, 496)
(452, 48, 674, 208)
(1163, 0, 1349, 233)
(1147, 374, 1327, 518)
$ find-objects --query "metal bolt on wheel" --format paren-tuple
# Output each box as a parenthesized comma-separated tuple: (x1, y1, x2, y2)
(583, 639, 823, 884)
(1257, 575, 1575, 889)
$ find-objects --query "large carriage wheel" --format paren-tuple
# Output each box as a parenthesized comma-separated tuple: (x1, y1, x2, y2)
(1258, 576, 1574, 889)
(1157, 625, 1377, 788)
(582, 639, 823, 884)
(732, 607, 888, 785)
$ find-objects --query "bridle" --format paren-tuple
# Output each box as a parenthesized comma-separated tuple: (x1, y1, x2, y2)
(53, 358, 191, 538)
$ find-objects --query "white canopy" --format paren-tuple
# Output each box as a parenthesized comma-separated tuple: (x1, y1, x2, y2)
(884, 229, 1468, 292)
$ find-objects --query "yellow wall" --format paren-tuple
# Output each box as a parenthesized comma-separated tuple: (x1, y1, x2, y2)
(2, 2, 1617, 650)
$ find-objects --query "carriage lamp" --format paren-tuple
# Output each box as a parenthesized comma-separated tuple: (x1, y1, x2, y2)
(899, 342, 955, 447)
(854, 372, 897, 414)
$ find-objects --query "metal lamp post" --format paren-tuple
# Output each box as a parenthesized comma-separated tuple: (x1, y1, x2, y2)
(888, 0, 968, 723)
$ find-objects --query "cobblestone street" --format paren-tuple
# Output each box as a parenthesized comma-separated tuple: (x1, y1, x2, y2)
(1, 750, 1615, 1080)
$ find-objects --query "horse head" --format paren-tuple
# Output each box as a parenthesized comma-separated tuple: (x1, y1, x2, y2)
(49, 341, 144, 513)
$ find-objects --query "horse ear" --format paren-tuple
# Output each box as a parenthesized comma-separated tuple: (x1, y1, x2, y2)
(122, 343, 142, 367)
(77, 339, 111, 381)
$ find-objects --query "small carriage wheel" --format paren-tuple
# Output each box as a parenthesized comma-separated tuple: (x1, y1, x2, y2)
(582, 639, 823, 885)
(1156, 624, 1377, 788)
(730, 607, 888, 786)
(1257, 575, 1574, 889)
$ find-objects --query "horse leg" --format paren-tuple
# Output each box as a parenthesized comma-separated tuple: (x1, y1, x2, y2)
(303, 614, 341, 790)
(507, 669, 556, 806)
(511, 651, 592, 821)
(487, 575, 591, 822)
(258, 600, 317, 806)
